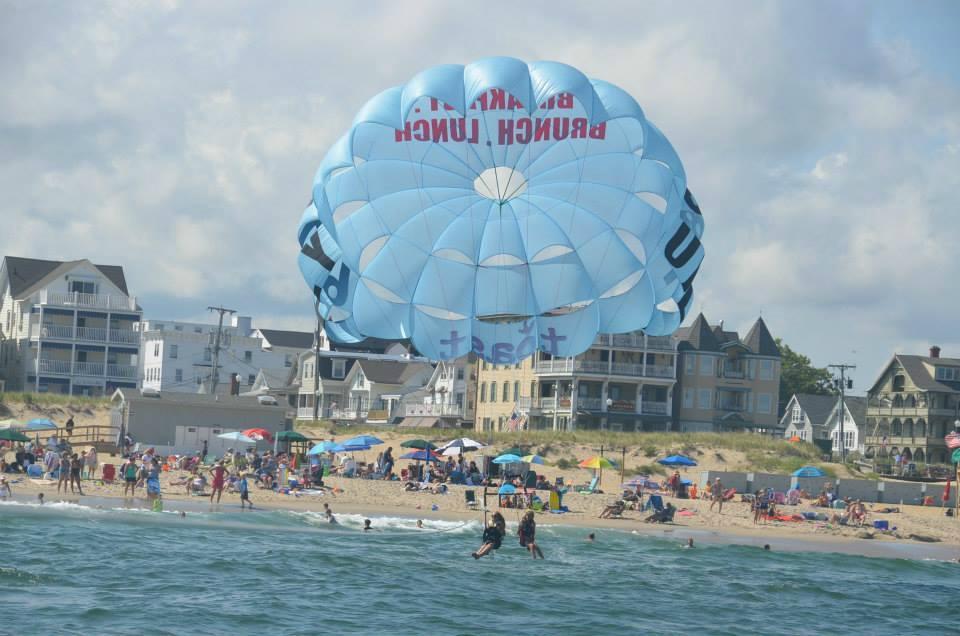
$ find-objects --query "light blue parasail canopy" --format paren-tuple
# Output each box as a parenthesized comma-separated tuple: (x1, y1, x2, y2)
(297, 57, 705, 363)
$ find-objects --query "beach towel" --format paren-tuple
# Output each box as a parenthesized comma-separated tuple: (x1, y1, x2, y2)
(676, 509, 696, 517)
(722, 488, 737, 501)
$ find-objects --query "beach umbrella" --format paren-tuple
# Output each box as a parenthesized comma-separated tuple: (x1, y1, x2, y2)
(792, 466, 826, 478)
(0, 418, 22, 429)
(579, 456, 616, 470)
(521, 454, 545, 465)
(438, 437, 486, 453)
(0, 428, 30, 442)
(218, 431, 257, 444)
(500, 447, 524, 457)
(242, 428, 273, 441)
(342, 435, 383, 447)
(400, 439, 436, 450)
(26, 418, 58, 431)
(308, 440, 341, 455)
(400, 450, 441, 462)
(657, 455, 698, 467)
(498, 483, 516, 495)
(492, 453, 523, 464)
(276, 430, 310, 442)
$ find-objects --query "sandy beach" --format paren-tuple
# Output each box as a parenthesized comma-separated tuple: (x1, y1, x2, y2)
(8, 452, 960, 561)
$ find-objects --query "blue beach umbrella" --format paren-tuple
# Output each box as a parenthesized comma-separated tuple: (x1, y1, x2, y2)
(792, 466, 826, 478)
(498, 484, 517, 495)
(400, 450, 441, 462)
(342, 435, 384, 448)
(493, 454, 523, 464)
(308, 441, 340, 455)
(657, 455, 697, 467)
(26, 418, 58, 431)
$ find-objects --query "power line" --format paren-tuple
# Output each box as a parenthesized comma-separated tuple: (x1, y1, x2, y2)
(207, 305, 236, 395)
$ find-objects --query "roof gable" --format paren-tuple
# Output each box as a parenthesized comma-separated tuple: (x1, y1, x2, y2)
(257, 329, 313, 350)
(794, 393, 839, 427)
(743, 317, 780, 357)
(677, 313, 720, 352)
(3, 256, 129, 297)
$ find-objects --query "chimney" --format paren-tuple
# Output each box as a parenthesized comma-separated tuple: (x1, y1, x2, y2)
(930, 345, 941, 359)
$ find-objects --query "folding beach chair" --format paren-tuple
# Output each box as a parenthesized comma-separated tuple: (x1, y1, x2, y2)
(642, 494, 664, 513)
(578, 476, 599, 495)
(465, 489, 479, 509)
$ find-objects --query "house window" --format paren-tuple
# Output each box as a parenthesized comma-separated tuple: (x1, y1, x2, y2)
(935, 367, 958, 382)
(502, 381, 509, 402)
(244, 351, 252, 363)
(248, 374, 255, 385)
(685, 355, 695, 375)
(490, 382, 497, 402)
(355, 371, 365, 388)
(513, 381, 520, 401)
(683, 388, 693, 409)
(169, 344, 178, 359)
(194, 327, 202, 334)
(699, 356, 713, 376)
(791, 405, 803, 424)
(175, 369, 182, 382)
(332, 359, 345, 379)
(457, 367, 464, 380)
(480, 383, 487, 402)
(482, 361, 488, 370)
(697, 389, 711, 409)
(204, 348, 212, 362)
(285, 354, 292, 368)
(759, 359, 773, 380)
(69, 280, 96, 295)
(757, 393, 772, 414)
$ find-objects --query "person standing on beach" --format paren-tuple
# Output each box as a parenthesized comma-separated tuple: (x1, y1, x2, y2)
(69, 453, 84, 495)
(709, 477, 724, 513)
(122, 456, 138, 497)
(84, 447, 98, 480)
(57, 452, 71, 494)
(201, 440, 208, 464)
(0, 475, 11, 500)
(209, 460, 228, 504)
(238, 473, 252, 510)
(65, 416, 75, 438)
(381, 447, 394, 480)
(518, 511, 544, 559)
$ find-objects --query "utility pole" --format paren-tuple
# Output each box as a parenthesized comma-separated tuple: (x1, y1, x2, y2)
(207, 305, 236, 395)
(828, 363, 856, 463)
(312, 298, 323, 423)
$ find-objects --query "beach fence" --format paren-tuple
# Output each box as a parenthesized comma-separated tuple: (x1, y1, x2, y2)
(698, 471, 932, 504)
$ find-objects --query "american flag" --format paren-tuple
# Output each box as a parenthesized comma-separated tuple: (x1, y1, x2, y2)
(945, 431, 960, 450)
(507, 410, 521, 432)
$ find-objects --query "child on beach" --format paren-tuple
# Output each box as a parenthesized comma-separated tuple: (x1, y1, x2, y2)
(473, 512, 506, 559)
(239, 473, 252, 510)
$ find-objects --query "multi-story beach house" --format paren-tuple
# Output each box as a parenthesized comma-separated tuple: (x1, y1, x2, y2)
(475, 330, 678, 432)
(781, 393, 839, 443)
(138, 316, 313, 394)
(401, 356, 478, 429)
(0, 256, 141, 396)
(673, 314, 781, 433)
(862, 346, 960, 466)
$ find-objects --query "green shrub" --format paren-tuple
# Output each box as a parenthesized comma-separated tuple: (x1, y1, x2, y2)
(643, 446, 658, 458)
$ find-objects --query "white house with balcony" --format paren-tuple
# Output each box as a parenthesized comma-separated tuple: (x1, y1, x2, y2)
(0, 256, 141, 396)
(139, 316, 313, 394)
(530, 332, 678, 432)
(400, 357, 477, 428)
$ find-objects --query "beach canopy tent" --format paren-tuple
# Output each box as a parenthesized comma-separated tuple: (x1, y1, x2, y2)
(25, 418, 58, 431)
(0, 428, 31, 442)
(400, 450, 442, 462)
(342, 435, 383, 448)
(579, 456, 616, 470)
(400, 438, 437, 451)
(493, 453, 523, 464)
(657, 455, 697, 467)
(792, 466, 826, 478)
(218, 431, 258, 444)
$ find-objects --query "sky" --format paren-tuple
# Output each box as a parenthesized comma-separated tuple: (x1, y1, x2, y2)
(2, 1, 958, 394)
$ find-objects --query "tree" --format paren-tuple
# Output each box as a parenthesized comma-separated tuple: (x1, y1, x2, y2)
(775, 338, 836, 413)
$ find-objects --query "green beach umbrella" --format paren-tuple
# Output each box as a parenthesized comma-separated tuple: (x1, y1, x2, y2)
(275, 430, 310, 443)
(952, 449, 960, 464)
(0, 428, 30, 442)
(401, 439, 437, 450)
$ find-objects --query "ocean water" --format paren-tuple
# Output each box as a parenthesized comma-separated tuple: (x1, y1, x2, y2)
(1, 499, 958, 636)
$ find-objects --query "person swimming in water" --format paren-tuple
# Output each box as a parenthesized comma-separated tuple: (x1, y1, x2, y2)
(363, 519, 372, 531)
(684, 538, 695, 548)
(472, 512, 505, 559)
(587, 533, 595, 542)
(518, 511, 544, 559)
(324, 503, 337, 524)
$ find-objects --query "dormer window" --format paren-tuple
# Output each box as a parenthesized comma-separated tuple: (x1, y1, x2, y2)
(934, 367, 958, 382)
(69, 280, 96, 295)
(892, 375, 905, 392)
(332, 359, 345, 379)
(791, 405, 803, 424)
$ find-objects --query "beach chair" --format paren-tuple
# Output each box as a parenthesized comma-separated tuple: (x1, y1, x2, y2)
(642, 494, 664, 513)
(578, 476, 599, 495)
(465, 489, 479, 509)
(101, 464, 116, 484)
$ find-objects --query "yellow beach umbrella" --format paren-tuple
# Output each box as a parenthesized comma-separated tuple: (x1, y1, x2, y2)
(578, 456, 615, 470)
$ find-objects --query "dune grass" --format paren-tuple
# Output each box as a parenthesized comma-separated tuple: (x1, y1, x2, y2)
(0, 391, 112, 410)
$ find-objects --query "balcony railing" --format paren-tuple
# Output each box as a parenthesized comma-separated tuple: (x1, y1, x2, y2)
(721, 366, 746, 379)
(646, 364, 675, 378)
(717, 401, 746, 412)
(578, 397, 603, 410)
(75, 361, 105, 376)
(109, 329, 140, 345)
(76, 326, 108, 342)
(107, 364, 137, 379)
(404, 403, 464, 417)
(38, 324, 74, 339)
(41, 290, 138, 311)
(538, 396, 572, 410)
(641, 401, 669, 415)
(645, 336, 674, 350)
(535, 358, 575, 373)
(37, 358, 72, 375)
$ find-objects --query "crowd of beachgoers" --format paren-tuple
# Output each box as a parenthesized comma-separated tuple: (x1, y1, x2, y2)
(2, 430, 959, 556)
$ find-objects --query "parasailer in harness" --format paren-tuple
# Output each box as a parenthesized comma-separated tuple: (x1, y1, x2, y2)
(472, 512, 505, 560)
(518, 511, 544, 559)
